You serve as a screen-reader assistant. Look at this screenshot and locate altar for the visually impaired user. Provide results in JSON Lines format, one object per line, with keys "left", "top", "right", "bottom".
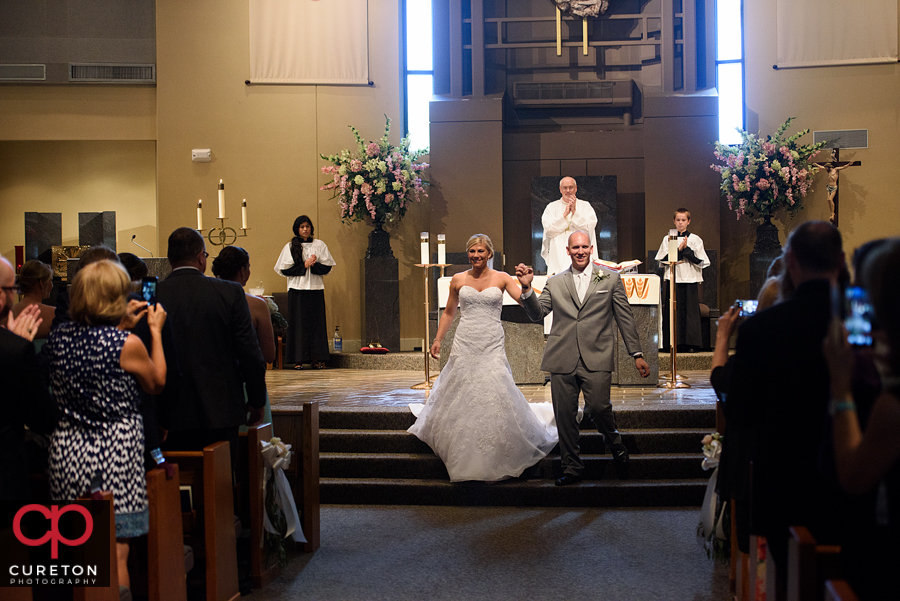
{"left": 437, "top": 273, "right": 661, "bottom": 386}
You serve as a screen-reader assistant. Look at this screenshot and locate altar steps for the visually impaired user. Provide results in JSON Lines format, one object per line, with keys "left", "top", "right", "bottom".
{"left": 317, "top": 406, "right": 715, "bottom": 507}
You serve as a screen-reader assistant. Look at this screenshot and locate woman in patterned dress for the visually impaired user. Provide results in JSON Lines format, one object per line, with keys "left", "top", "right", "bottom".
{"left": 47, "top": 260, "right": 167, "bottom": 590}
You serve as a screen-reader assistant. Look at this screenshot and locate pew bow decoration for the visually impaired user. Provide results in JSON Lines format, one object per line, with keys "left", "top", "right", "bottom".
{"left": 261, "top": 438, "right": 307, "bottom": 547}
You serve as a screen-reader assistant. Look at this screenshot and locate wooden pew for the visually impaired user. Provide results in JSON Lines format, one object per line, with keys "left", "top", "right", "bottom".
{"left": 823, "top": 580, "right": 860, "bottom": 601}
{"left": 145, "top": 465, "right": 188, "bottom": 601}
{"left": 165, "top": 442, "right": 240, "bottom": 601}
{"left": 271, "top": 401, "right": 320, "bottom": 553}
{"left": 236, "top": 423, "right": 281, "bottom": 588}
{"left": 787, "top": 526, "right": 841, "bottom": 601}
{"left": 73, "top": 491, "right": 119, "bottom": 601}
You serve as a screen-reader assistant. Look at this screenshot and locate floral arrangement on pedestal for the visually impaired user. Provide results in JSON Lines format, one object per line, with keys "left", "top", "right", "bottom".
{"left": 711, "top": 117, "right": 828, "bottom": 221}
{"left": 320, "top": 117, "right": 429, "bottom": 226}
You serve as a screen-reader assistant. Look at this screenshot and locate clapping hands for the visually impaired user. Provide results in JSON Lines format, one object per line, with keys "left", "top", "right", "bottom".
{"left": 6, "top": 304, "right": 42, "bottom": 341}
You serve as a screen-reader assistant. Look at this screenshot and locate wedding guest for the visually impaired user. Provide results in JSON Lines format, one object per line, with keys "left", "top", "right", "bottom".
{"left": 213, "top": 246, "right": 276, "bottom": 428}
{"left": 46, "top": 260, "right": 167, "bottom": 590}
{"left": 0, "top": 257, "right": 57, "bottom": 501}
{"left": 274, "top": 215, "right": 335, "bottom": 370}
{"left": 12, "top": 259, "right": 55, "bottom": 340}
{"left": 824, "top": 238, "right": 900, "bottom": 600}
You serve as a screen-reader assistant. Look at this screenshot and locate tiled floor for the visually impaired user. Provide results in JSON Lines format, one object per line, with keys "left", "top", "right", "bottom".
{"left": 266, "top": 368, "right": 716, "bottom": 409}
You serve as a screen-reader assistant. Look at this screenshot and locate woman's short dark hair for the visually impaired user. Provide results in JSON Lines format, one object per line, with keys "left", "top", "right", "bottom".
{"left": 211, "top": 246, "right": 250, "bottom": 281}
{"left": 293, "top": 215, "right": 314, "bottom": 237}
{"left": 117, "top": 252, "right": 149, "bottom": 282}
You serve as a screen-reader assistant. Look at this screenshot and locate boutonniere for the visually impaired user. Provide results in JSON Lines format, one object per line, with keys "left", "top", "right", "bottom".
{"left": 592, "top": 271, "right": 610, "bottom": 284}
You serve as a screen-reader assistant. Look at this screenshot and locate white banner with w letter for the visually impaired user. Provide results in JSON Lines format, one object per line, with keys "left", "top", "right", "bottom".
{"left": 776, "top": 0, "right": 898, "bottom": 69}
{"left": 249, "top": 0, "right": 370, "bottom": 85}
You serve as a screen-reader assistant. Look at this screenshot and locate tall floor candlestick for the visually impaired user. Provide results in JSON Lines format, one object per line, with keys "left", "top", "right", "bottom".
{"left": 411, "top": 261, "right": 451, "bottom": 391}
{"left": 659, "top": 258, "right": 690, "bottom": 389}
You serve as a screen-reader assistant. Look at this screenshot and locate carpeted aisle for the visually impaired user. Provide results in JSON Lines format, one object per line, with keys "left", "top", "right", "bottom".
{"left": 264, "top": 505, "right": 730, "bottom": 600}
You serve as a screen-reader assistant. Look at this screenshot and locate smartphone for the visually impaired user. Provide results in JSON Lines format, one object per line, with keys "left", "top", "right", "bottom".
{"left": 733, "top": 299, "right": 758, "bottom": 318}
{"left": 141, "top": 276, "right": 158, "bottom": 305}
{"left": 844, "top": 286, "right": 874, "bottom": 347}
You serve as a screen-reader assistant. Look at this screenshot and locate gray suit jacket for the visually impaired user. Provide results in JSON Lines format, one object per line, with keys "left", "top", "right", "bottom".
{"left": 522, "top": 265, "right": 642, "bottom": 373}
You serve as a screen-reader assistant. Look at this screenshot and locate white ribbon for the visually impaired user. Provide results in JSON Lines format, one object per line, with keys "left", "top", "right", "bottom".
{"left": 260, "top": 438, "right": 307, "bottom": 544}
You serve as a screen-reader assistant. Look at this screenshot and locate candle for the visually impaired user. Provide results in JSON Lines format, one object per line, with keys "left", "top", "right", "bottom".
{"left": 437, "top": 234, "right": 446, "bottom": 265}
{"left": 241, "top": 199, "right": 248, "bottom": 229}
{"left": 668, "top": 229, "right": 679, "bottom": 264}
{"left": 217, "top": 180, "right": 225, "bottom": 219}
{"left": 197, "top": 200, "right": 203, "bottom": 230}
{"left": 420, "top": 232, "right": 430, "bottom": 265}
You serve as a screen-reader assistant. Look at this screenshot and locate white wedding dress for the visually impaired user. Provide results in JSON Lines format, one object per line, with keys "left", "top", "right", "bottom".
{"left": 408, "top": 286, "right": 558, "bottom": 482}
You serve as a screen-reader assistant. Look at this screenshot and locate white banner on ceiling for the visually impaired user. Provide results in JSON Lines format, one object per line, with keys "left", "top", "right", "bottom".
{"left": 776, "top": 0, "right": 898, "bottom": 69}
{"left": 249, "top": 0, "right": 370, "bottom": 85}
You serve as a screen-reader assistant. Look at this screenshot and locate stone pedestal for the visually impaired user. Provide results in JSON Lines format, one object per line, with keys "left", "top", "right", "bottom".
{"left": 25, "top": 212, "right": 62, "bottom": 264}
{"left": 78, "top": 211, "right": 116, "bottom": 249}
{"left": 363, "top": 257, "right": 400, "bottom": 352}
{"left": 750, "top": 217, "right": 782, "bottom": 299}
{"left": 613, "top": 304, "right": 660, "bottom": 386}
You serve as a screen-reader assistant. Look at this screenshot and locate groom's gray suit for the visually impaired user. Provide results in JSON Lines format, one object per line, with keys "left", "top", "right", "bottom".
{"left": 521, "top": 264, "right": 643, "bottom": 477}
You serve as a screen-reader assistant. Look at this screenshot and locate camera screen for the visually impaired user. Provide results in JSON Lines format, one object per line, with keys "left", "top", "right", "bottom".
{"left": 736, "top": 300, "right": 758, "bottom": 317}
{"left": 845, "top": 286, "right": 873, "bottom": 346}
{"left": 142, "top": 279, "right": 157, "bottom": 305}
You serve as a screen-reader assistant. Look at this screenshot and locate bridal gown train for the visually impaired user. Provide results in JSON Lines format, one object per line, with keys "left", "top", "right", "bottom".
{"left": 408, "top": 286, "right": 558, "bottom": 482}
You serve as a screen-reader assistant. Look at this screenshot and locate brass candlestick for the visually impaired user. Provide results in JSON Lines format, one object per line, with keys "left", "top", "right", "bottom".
{"left": 411, "top": 263, "right": 451, "bottom": 390}
{"left": 660, "top": 259, "right": 690, "bottom": 389}
{"left": 203, "top": 217, "right": 249, "bottom": 247}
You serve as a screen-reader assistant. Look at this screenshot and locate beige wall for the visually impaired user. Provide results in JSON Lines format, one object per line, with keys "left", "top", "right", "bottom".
{"left": 719, "top": 1, "right": 900, "bottom": 304}
{"left": 156, "top": 0, "right": 425, "bottom": 350}
{"left": 0, "top": 140, "right": 159, "bottom": 260}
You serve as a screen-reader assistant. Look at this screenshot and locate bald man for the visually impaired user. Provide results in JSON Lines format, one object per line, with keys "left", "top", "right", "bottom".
{"left": 540, "top": 176, "right": 599, "bottom": 276}
{"left": 0, "top": 257, "right": 58, "bottom": 500}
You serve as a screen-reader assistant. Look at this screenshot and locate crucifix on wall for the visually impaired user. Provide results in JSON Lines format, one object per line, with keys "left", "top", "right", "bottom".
{"left": 813, "top": 148, "right": 861, "bottom": 227}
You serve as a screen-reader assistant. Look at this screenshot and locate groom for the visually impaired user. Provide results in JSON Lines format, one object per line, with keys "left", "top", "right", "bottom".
{"left": 517, "top": 231, "right": 650, "bottom": 485}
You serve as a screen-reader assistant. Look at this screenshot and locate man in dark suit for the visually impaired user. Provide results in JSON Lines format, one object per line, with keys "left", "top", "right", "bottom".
{"left": 721, "top": 221, "right": 844, "bottom": 587}
{"left": 0, "top": 257, "right": 58, "bottom": 500}
{"left": 517, "top": 231, "right": 651, "bottom": 485}
{"left": 157, "top": 228, "right": 266, "bottom": 458}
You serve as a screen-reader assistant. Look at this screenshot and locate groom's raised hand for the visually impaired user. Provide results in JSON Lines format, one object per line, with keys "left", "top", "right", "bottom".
{"left": 515, "top": 263, "right": 533, "bottom": 289}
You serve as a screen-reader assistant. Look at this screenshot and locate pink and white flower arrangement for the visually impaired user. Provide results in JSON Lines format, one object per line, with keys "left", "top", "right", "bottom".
{"left": 320, "top": 117, "right": 429, "bottom": 225}
{"left": 711, "top": 117, "right": 827, "bottom": 221}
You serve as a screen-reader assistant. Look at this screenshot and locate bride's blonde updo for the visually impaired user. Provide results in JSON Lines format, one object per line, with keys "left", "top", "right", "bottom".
{"left": 466, "top": 234, "right": 494, "bottom": 258}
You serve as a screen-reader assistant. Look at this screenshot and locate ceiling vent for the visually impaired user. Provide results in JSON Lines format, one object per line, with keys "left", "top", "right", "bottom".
{"left": 813, "top": 129, "right": 868, "bottom": 149}
{"left": 69, "top": 64, "right": 156, "bottom": 84}
{"left": 0, "top": 64, "right": 46, "bottom": 81}
{"left": 512, "top": 80, "right": 633, "bottom": 107}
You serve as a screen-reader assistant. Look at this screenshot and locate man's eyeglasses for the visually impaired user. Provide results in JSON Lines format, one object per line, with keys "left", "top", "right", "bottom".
{"left": 202, "top": 251, "right": 209, "bottom": 258}
{"left": 1, "top": 285, "right": 22, "bottom": 294}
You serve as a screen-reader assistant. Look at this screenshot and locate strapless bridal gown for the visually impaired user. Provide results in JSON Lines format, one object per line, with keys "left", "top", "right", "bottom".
{"left": 408, "top": 286, "right": 558, "bottom": 482}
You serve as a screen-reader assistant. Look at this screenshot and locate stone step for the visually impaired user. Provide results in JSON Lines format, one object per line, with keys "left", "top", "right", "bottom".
{"left": 320, "top": 428, "right": 712, "bottom": 455}
{"left": 320, "top": 452, "right": 707, "bottom": 481}
{"left": 320, "top": 477, "right": 709, "bottom": 507}
{"left": 319, "top": 406, "right": 715, "bottom": 431}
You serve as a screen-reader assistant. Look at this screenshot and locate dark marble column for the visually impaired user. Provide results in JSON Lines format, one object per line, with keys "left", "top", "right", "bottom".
{"left": 363, "top": 258, "right": 400, "bottom": 352}
{"left": 78, "top": 211, "right": 117, "bottom": 249}
{"left": 24, "top": 212, "right": 62, "bottom": 264}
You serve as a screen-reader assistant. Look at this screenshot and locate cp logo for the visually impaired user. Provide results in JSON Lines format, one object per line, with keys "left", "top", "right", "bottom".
{"left": 13, "top": 504, "right": 94, "bottom": 559}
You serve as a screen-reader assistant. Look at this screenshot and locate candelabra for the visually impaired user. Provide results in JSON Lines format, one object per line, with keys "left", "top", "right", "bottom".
{"left": 203, "top": 217, "right": 249, "bottom": 247}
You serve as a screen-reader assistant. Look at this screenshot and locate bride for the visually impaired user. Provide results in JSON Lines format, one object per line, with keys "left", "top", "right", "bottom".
{"left": 408, "top": 234, "right": 558, "bottom": 482}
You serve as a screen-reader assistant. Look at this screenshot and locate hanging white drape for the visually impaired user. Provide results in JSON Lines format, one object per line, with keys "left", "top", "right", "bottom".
{"left": 776, "top": 0, "right": 898, "bottom": 69}
{"left": 249, "top": 0, "right": 370, "bottom": 85}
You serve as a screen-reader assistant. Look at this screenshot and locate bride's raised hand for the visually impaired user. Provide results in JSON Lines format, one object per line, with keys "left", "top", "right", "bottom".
{"left": 515, "top": 263, "right": 533, "bottom": 289}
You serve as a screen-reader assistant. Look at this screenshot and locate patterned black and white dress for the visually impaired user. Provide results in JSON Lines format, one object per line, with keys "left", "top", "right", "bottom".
{"left": 47, "top": 322, "right": 148, "bottom": 538}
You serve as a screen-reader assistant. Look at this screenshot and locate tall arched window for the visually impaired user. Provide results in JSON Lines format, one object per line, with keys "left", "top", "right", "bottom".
{"left": 716, "top": 0, "right": 744, "bottom": 144}
{"left": 403, "top": 0, "right": 433, "bottom": 153}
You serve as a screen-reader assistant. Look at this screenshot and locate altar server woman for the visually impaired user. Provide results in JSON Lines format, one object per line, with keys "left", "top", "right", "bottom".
{"left": 274, "top": 215, "right": 336, "bottom": 369}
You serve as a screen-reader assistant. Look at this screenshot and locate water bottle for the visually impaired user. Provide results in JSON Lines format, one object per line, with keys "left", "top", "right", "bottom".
{"left": 333, "top": 326, "right": 342, "bottom": 353}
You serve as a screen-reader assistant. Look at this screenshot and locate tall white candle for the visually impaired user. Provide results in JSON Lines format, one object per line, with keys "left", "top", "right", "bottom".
{"left": 241, "top": 199, "right": 248, "bottom": 229}
{"left": 437, "top": 234, "right": 446, "bottom": 264}
{"left": 197, "top": 200, "right": 203, "bottom": 230}
{"left": 217, "top": 180, "right": 225, "bottom": 219}
{"left": 420, "top": 232, "right": 430, "bottom": 265}
{"left": 668, "top": 229, "right": 679, "bottom": 264}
